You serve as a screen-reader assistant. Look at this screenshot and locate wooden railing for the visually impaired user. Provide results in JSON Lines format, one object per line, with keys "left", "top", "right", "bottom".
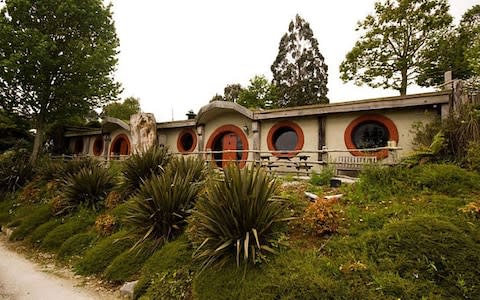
{"left": 51, "top": 146, "right": 401, "bottom": 176}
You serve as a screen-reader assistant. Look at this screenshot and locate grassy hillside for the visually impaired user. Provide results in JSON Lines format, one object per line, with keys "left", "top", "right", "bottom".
{"left": 1, "top": 161, "right": 479, "bottom": 299}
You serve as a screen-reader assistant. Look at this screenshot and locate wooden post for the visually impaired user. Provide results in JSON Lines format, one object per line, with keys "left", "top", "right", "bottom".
{"left": 252, "top": 121, "right": 260, "bottom": 163}
{"left": 318, "top": 117, "right": 326, "bottom": 162}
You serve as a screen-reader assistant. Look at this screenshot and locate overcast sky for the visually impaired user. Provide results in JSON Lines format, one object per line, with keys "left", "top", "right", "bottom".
{"left": 110, "top": 0, "right": 477, "bottom": 122}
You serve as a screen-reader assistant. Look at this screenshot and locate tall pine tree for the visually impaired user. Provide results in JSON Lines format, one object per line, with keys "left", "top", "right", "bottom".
{"left": 271, "top": 14, "right": 328, "bottom": 107}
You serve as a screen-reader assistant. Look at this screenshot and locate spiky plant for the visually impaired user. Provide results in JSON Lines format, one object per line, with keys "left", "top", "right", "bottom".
{"left": 58, "top": 157, "right": 102, "bottom": 179}
{"left": 188, "top": 165, "right": 290, "bottom": 269}
{"left": 0, "top": 150, "right": 33, "bottom": 195}
{"left": 61, "top": 165, "right": 115, "bottom": 212}
{"left": 167, "top": 155, "right": 210, "bottom": 183}
{"left": 124, "top": 168, "right": 203, "bottom": 250}
{"left": 120, "top": 145, "right": 172, "bottom": 198}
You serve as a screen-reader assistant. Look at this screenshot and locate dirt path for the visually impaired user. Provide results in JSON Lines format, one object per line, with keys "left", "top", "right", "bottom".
{"left": 0, "top": 235, "right": 121, "bottom": 300}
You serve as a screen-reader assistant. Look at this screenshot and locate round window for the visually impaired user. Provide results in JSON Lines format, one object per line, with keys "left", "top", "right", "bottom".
{"left": 344, "top": 115, "right": 398, "bottom": 159}
{"left": 351, "top": 121, "right": 389, "bottom": 149}
{"left": 177, "top": 129, "right": 197, "bottom": 153}
{"left": 267, "top": 121, "right": 304, "bottom": 157}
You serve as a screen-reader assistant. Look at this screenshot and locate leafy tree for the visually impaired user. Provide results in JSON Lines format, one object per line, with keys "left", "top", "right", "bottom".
{"left": 209, "top": 84, "right": 244, "bottom": 103}
{"left": 340, "top": 0, "right": 452, "bottom": 95}
{"left": 209, "top": 94, "right": 224, "bottom": 102}
{"left": 418, "top": 4, "right": 480, "bottom": 87}
{"left": 463, "top": 6, "right": 480, "bottom": 76}
{"left": 237, "top": 75, "right": 279, "bottom": 109}
{"left": 0, "top": 0, "right": 120, "bottom": 162}
{"left": 271, "top": 14, "right": 328, "bottom": 107}
{"left": 223, "top": 84, "right": 243, "bottom": 103}
{"left": 102, "top": 97, "right": 141, "bottom": 121}
{"left": 0, "top": 109, "right": 32, "bottom": 152}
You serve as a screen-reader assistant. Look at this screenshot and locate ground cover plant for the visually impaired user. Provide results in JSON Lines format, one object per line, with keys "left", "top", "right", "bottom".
{"left": 75, "top": 230, "right": 134, "bottom": 275}
{"left": 103, "top": 241, "right": 154, "bottom": 283}
{"left": 40, "top": 210, "right": 96, "bottom": 251}
{"left": 133, "top": 236, "right": 193, "bottom": 299}
{"left": 57, "top": 232, "right": 98, "bottom": 260}
{"left": 9, "top": 204, "right": 52, "bottom": 241}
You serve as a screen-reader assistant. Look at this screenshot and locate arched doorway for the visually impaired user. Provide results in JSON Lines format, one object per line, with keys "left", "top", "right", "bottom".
{"left": 205, "top": 125, "right": 249, "bottom": 168}
{"left": 110, "top": 134, "right": 131, "bottom": 157}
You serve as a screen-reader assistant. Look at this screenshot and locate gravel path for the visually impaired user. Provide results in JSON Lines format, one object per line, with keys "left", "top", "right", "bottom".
{"left": 0, "top": 235, "right": 120, "bottom": 300}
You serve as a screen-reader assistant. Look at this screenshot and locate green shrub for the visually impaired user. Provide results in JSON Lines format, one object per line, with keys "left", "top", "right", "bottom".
{"left": 412, "top": 164, "right": 480, "bottom": 195}
{"left": 124, "top": 168, "right": 202, "bottom": 250}
{"left": 36, "top": 157, "right": 101, "bottom": 182}
{"left": 28, "top": 219, "right": 60, "bottom": 246}
{"left": 58, "top": 158, "right": 102, "bottom": 180}
{"left": 104, "top": 242, "right": 154, "bottom": 283}
{"left": 75, "top": 230, "right": 134, "bottom": 275}
{"left": 351, "top": 165, "right": 414, "bottom": 201}
{"left": 9, "top": 204, "right": 52, "bottom": 241}
{"left": 0, "top": 150, "right": 33, "bottom": 195}
{"left": 41, "top": 210, "right": 96, "bottom": 251}
{"left": 443, "top": 103, "right": 480, "bottom": 161}
{"left": 309, "top": 166, "right": 334, "bottom": 186}
{"left": 134, "top": 236, "right": 192, "bottom": 299}
{"left": 57, "top": 232, "right": 98, "bottom": 260}
{"left": 465, "top": 141, "right": 480, "bottom": 172}
{"left": 62, "top": 165, "right": 115, "bottom": 212}
{"left": 120, "top": 145, "right": 171, "bottom": 197}
{"left": 34, "top": 158, "right": 64, "bottom": 182}
{"left": 410, "top": 118, "right": 442, "bottom": 149}
{"left": 188, "top": 165, "right": 289, "bottom": 269}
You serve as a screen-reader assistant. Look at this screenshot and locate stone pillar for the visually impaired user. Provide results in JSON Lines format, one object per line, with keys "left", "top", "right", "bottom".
{"left": 130, "top": 113, "right": 157, "bottom": 154}
{"left": 197, "top": 125, "right": 204, "bottom": 158}
{"left": 252, "top": 121, "right": 260, "bottom": 162}
{"left": 103, "top": 134, "right": 111, "bottom": 161}
{"left": 444, "top": 71, "right": 453, "bottom": 90}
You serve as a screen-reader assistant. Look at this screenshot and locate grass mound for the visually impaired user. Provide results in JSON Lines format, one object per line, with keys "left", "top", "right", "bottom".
{"left": 103, "top": 242, "right": 154, "bottom": 283}
{"left": 352, "top": 163, "right": 480, "bottom": 202}
{"left": 0, "top": 199, "right": 15, "bottom": 226}
{"left": 41, "top": 210, "right": 96, "bottom": 251}
{"left": 193, "top": 249, "right": 347, "bottom": 300}
{"left": 364, "top": 215, "right": 480, "bottom": 298}
{"left": 411, "top": 164, "right": 480, "bottom": 195}
{"left": 134, "top": 236, "right": 192, "bottom": 299}
{"left": 75, "top": 230, "right": 134, "bottom": 275}
{"left": 28, "top": 219, "right": 60, "bottom": 246}
{"left": 9, "top": 204, "right": 52, "bottom": 241}
{"left": 57, "top": 232, "right": 98, "bottom": 260}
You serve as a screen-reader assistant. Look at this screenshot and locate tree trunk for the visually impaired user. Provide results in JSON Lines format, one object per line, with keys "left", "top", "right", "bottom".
{"left": 400, "top": 68, "right": 408, "bottom": 96}
{"left": 30, "top": 123, "right": 45, "bottom": 164}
